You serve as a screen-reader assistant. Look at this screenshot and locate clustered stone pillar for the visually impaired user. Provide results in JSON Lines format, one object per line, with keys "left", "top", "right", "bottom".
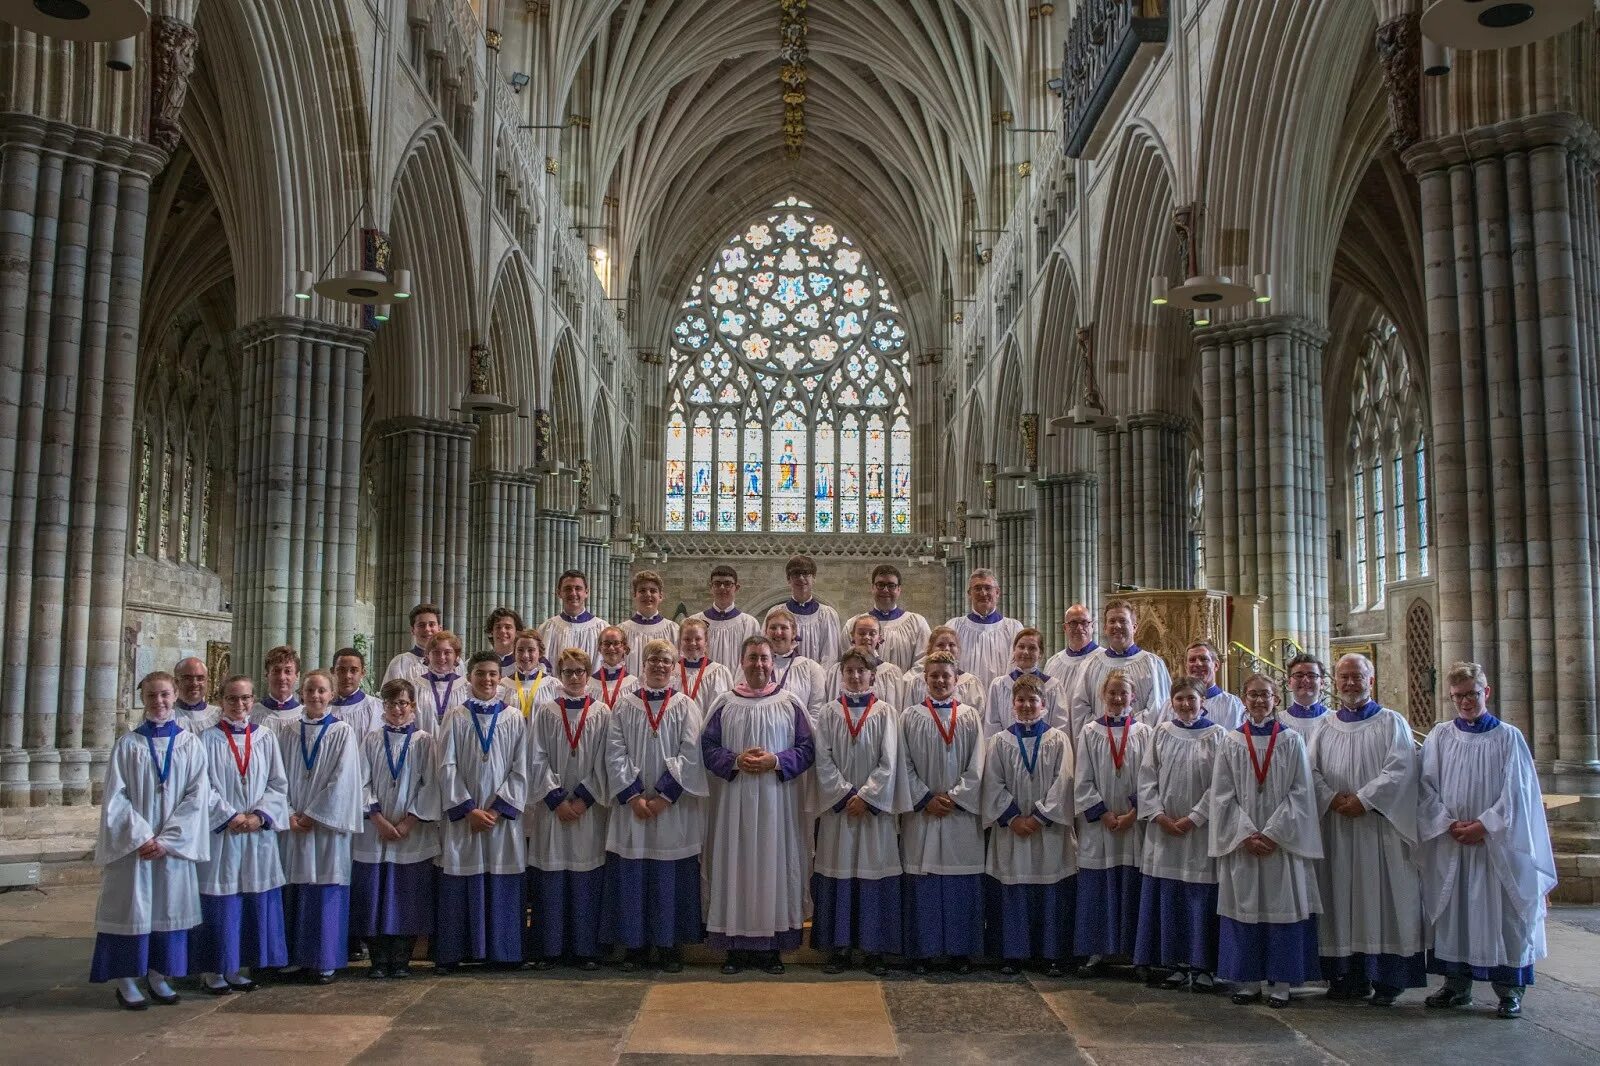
{"left": 0, "top": 116, "right": 165, "bottom": 806}
{"left": 996, "top": 509, "right": 1037, "bottom": 629}
{"left": 1035, "top": 473, "right": 1099, "bottom": 639}
{"left": 1198, "top": 315, "right": 1330, "bottom": 654}
{"left": 468, "top": 470, "right": 539, "bottom": 633}
{"left": 1405, "top": 112, "right": 1600, "bottom": 771}
{"left": 232, "top": 317, "right": 368, "bottom": 683}
{"left": 609, "top": 550, "right": 633, "bottom": 621}
{"left": 579, "top": 535, "right": 608, "bottom": 618}
{"left": 1095, "top": 413, "right": 1192, "bottom": 593}
{"left": 370, "top": 418, "right": 476, "bottom": 663}
{"left": 532, "top": 508, "right": 579, "bottom": 617}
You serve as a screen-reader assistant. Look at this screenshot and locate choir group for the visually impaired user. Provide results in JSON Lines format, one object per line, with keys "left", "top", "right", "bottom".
{"left": 91, "top": 557, "right": 1557, "bottom": 1022}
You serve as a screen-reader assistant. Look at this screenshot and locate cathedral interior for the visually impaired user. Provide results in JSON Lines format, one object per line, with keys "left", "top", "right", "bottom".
{"left": 2, "top": 1, "right": 1600, "bottom": 1061}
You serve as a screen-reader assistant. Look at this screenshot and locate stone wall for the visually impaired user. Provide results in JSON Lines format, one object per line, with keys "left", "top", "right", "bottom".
{"left": 121, "top": 555, "right": 232, "bottom": 719}
{"left": 1334, "top": 576, "right": 1440, "bottom": 725}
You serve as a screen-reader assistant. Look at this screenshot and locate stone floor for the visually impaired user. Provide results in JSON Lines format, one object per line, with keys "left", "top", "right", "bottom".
{"left": 3, "top": 884, "right": 1599, "bottom": 1065}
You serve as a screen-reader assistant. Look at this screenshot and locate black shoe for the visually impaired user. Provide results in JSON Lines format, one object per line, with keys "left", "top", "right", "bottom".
{"left": 1160, "top": 969, "right": 1190, "bottom": 990}
{"left": 1044, "top": 961, "right": 1066, "bottom": 978}
{"left": 661, "top": 949, "right": 683, "bottom": 975}
{"left": 201, "top": 980, "right": 236, "bottom": 996}
{"left": 864, "top": 954, "right": 887, "bottom": 977}
{"left": 115, "top": 988, "right": 149, "bottom": 1011}
{"left": 823, "top": 953, "right": 849, "bottom": 975}
{"left": 390, "top": 965, "right": 412, "bottom": 980}
{"left": 1497, "top": 995, "right": 1522, "bottom": 1019}
{"left": 1326, "top": 984, "right": 1369, "bottom": 1001}
{"left": 1192, "top": 972, "right": 1216, "bottom": 994}
{"left": 367, "top": 966, "right": 389, "bottom": 980}
{"left": 1425, "top": 987, "right": 1472, "bottom": 1009}
{"left": 911, "top": 961, "right": 930, "bottom": 976}
{"left": 620, "top": 953, "right": 642, "bottom": 974}
{"left": 310, "top": 971, "right": 336, "bottom": 985}
{"left": 227, "top": 977, "right": 259, "bottom": 993}
{"left": 578, "top": 958, "right": 601, "bottom": 972}
{"left": 1231, "top": 991, "right": 1262, "bottom": 1005}
{"left": 1268, "top": 994, "right": 1290, "bottom": 1009}
{"left": 761, "top": 951, "right": 785, "bottom": 975}
{"left": 721, "top": 951, "right": 744, "bottom": 975}
{"left": 531, "top": 957, "right": 557, "bottom": 971}
{"left": 433, "top": 964, "right": 455, "bottom": 976}
{"left": 1000, "top": 960, "right": 1021, "bottom": 976}
{"left": 348, "top": 941, "right": 369, "bottom": 963}
{"left": 1076, "top": 960, "right": 1106, "bottom": 979}
{"left": 143, "top": 980, "right": 180, "bottom": 1006}
{"left": 951, "top": 956, "right": 972, "bottom": 975}
{"left": 1369, "top": 991, "right": 1398, "bottom": 1007}
{"left": 1132, "top": 965, "right": 1151, "bottom": 983}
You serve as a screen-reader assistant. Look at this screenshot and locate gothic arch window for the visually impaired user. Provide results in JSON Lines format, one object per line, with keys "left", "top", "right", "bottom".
{"left": 663, "top": 197, "right": 912, "bottom": 534}
{"left": 1347, "top": 316, "right": 1430, "bottom": 609}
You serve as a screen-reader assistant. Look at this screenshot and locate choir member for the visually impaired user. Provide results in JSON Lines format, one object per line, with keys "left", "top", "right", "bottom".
{"left": 677, "top": 618, "right": 733, "bottom": 715}
{"left": 1210, "top": 673, "right": 1323, "bottom": 1008}
{"left": 1073, "top": 669, "right": 1152, "bottom": 976}
{"left": 415, "top": 630, "right": 468, "bottom": 732}
{"left": 765, "top": 607, "right": 828, "bottom": 717}
{"left": 823, "top": 613, "right": 905, "bottom": 707}
{"left": 485, "top": 607, "right": 526, "bottom": 672}
{"left": 91, "top": 671, "right": 211, "bottom": 1010}
{"left": 901, "top": 626, "right": 987, "bottom": 715}
{"left": 274, "top": 670, "right": 363, "bottom": 983}
{"left": 842, "top": 563, "right": 931, "bottom": 672}
{"left": 525, "top": 648, "right": 612, "bottom": 969}
{"left": 1133, "top": 677, "right": 1224, "bottom": 991}
{"left": 1043, "top": 604, "right": 1102, "bottom": 739}
{"left": 501, "top": 628, "right": 555, "bottom": 717}
{"left": 900, "top": 652, "right": 986, "bottom": 974}
{"left": 1069, "top": 600, "right": 1170, "bottom": 729}
{"left": 812, "top": 648, "right": 909, "bottom": 975}
{"left": 350, "top": 679, "right": 440, "bottom": 979}
{"left": 590, "top": 625, "right": 640, "bottom": 709}
{"left": 173, "top": 657, "right": 218, "bottom": 733}
{"left": 944, "top": 568, "right": 1023, "bottom": 687}
{"left": 250, "top": 645, "right": 302, "bottom": 728}
{"left": 602, "top": 640, "right": 709, "bottom": 972}
{"left": 435, "top": 653, "right": 530, "bottom": 972}
{"left": 1147, "top": 642, "right": 1243, "bottom": 731}
{"left": 620, "top": 570, "right": 679, "bottom": 675}
{"left": 329, "top": 647, "right": 382, "bottom": 737}
{"left": 1308, "top": 653, "right": 1426, "bottom": 1005}
{"left": 701, "top": 635, "right": 816, "bottom": 975}
{"left": 782, "top": 554, "right": 841, "bottom": 665}
{"left": 982, "top": 627, "right": 1070, "bottom": 738}
{"left": 192, "top": 675, "right": 289, "bottom": 994}
{"left": 689, "top": 564, "right": 762, "bottom": 673}
{"left": 1419, "top": 662, "right": 1556, "bottom": 1020}
{"left": 382, "top": 603, "right": 441, "bottom": 686}
{"left": 981, "top": 673, "right": 1076, "bottom": 976}
{"left": 540, "top": 569, "right": 609, "bottom": 665}
{"left": 1278, "top": 653, "right": 1331, "bottom": 740}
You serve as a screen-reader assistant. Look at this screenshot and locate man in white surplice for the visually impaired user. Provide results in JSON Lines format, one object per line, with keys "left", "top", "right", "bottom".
{"left": 1068, "top": 599, "right": 1170, "bottom": 728}
{"left": 1307, "top": 653, "right": 1426, "bottom": 1006}
{"left": 1418, "top": 661, "right": 1556, "bottom": 1021}
{"left": 943, "top": 568, "right": 1023, "bottom": 688}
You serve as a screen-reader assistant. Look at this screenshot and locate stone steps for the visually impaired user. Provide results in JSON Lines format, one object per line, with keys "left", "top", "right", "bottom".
{"left": 0, "top": 805, "right": 100, "bottom": 885}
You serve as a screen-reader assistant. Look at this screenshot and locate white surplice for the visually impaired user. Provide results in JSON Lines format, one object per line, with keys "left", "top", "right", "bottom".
{"left": 382, "top": 646, "right": 429, "bottom": 686}
{"left": 1208, "top": 724, "right": 1323, "bottom": 924}
{"left": 331, "top": 691, "right": 383, "bottom": 738}
{"left": 687, "top": 608, "right": 762, "bottom": 674}
{"left": 844, "top": 608, "right": 932, "bottom": 672}
{"left": 1307, "top": 705, "right": 1423, "bottom": 958}
{"left": 500, "top": 670, "right": 557, "bottom": 719}
{"left": 676, "top": 658, "right": 733, "bottom": 723}
{"left": 94, "top": 723, "right": 212, "bottom": 935}
{"left": 437, "top": 699, "right": 530, "bottom": 877}
{"left": 811, "top": 696, "right": 909, "bottom": 880}
{"left": 414, "top": 672, "right": 468, "bottom": 735}
{"left": 352, "top": 726, "right": 441, "bottom": 866}
{"left": 945, "top": 613, "right": 1024, "bottom": 688}
{"left": 1043, "top": 643, "right": 1102, "bottom": 737}
{"left": 197, "top": 722, "right": 289, "bottom": 896}
{"left": 1277, "top": 701, "right": 1331, "bottom": 742}
{"left": 588, "top": 667, "right": 641, "bottom": 711}
{"left": 900, "top": 700, "right": 986, "bottom": 876}
{"left": 1074, "top": 717, "right": 1152, "bottom": 871}
{"left": 604, "top": 690, "right": 709, "bottom": 861}
{"left": 1136, "top": 721, "right": 1224, "bottom": 883}
{"left": 1415, "top": 718, "right": 1556, "bottom": 972}
{"left": 981, "top": 725, "right": 1077, "bottom": 884}
{"left": 540, "top": 611, "right": 609, "bottom": 666}
{"left": 981, "top": 670, "right": 1070, "bottom": 738}
{"left": 773, "top": 651, "right": 829, "bottom": 722}
{"left": 273, "top": 713, "right": 364, "bottom": 886}
{"left": 525, "top": 696, "right": 612, "bottom": 873}
{"left": 780, "top": 600, "right": 842, "bottom": 666}
{"left": 822, "top": 660, "right": 905, "bottom": 710}
{"left": 1145, "top": 688, "right": 1245, "bottom": 732}
{"left": 175, "top": 701, "right": 218, "bottom": 734}
{"left": 1069, "top": 647, "right": 1172, "bottom": 730}
{"left": 621, "top": 615, "right": 680, "bottom": 675}
{"left": 901, "top": 667, "right": 987, "bottom": 720}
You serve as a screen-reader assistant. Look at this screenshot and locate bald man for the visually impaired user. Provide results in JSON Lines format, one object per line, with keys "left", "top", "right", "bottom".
{"left": 173, "top": 657, "right": 218, "bottom": 732}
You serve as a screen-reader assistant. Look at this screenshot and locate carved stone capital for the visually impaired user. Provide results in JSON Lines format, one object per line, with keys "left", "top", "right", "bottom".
{"left": 1375, "top": 14, "right": 1420, "bottom": 153}
{"left": 149, "top": 15, "right": 199, "bottom": 155}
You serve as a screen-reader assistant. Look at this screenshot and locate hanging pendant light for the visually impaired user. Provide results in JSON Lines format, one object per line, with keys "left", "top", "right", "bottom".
{"left": 1420, "top": 0, "right": 1589, "bottom": 50}
{"left": 0, "top": 0, "right": 148, "bottom": 42}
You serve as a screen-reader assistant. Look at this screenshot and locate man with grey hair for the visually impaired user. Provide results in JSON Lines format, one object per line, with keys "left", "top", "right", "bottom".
{"left": 1043, "top": 603, "right": 1101, "bottom": 737}
{"left": 1306, "top": 653, "right": 1425, "bottom": 1006}
{"left": 173, "top": 656, "right": 218, "bottom": 732}
{"left": 1417, "top": 661, "right": 1555, "bottom": 1020}
{"left": 943, "top": 569, "right": 1022, "bottom": 688}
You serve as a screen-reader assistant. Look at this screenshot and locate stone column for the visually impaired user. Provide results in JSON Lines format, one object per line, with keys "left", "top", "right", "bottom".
{"left": 0, "top": 116, "right": 165, "bottom": 806}
{"left": 996, "top": 509, "right": 1037, "bottom": 628}
{"left": 944, "top": 555, "right": 968, "bottom": 621}
{"left": 370, "top": 417, "right": 476, "bottom": 664}
{"left": 1197, "top": 315, "right": 1330, "bottom": 654}
{"left": 232, "top": 318, "right": 368, "bottom": 682}
{"left": 532, "top": 509, "right": 579, "bottom": 617}
{"left": 609, "top": 550, "right": 633, "bottom": 622}
{"left": 1405, "top": 112, "right": 1600, "bottom": 771}
{"left": 468, "top": 470, "right": 539, "bottom": 630}
{"left": 1036, "top": 473, "right": 1099, "bottom": 642}
{"left": 579, "top": 535, "right": 608, "bottom": 618}
{"left": 1095, "top": 413, "right": 1192, "bottom": 594}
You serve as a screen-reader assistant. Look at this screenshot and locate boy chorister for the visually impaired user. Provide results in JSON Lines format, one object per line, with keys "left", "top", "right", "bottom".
{"left": 781, "top": 554, "right": 841, "bottom": 665}
{"left": 350, "top": 679, "right": 441, "bottom": 979}
{"left": 435, "top": 653, "right": 530, "bottom": 972}
{"left": 980, "top": 673, "right": 1076, "bottom": 976}
{"left": 275, "top": 670, "right": 364, "bottom": 982}
{"left": 620, "top": 570, "right": 679, "bottom": 675}
{"left": 540, "top": 569, "right": 609, "bottom": 665}
{"left": 330, "top": 647, "right": 382, "bottom": 738}
{"left": 602, "top": 639, "right": 709, "bottom": 972}
{"left": 690, "top": 564, "right": 762, "bottom": 673}
{"left": 900, "top": 652, "right": 986, "bottom": 974}
{"left": 250, "top": 645, "right": 302, "bottom": 728}
{"left": 415, "top": 630, "right": 469, "bottom": 732}
{"left": 91, "top": 671, "right": 211, "bottom": 1010}
{"left": 526, "top": 647, "right": 613, "bottom": 969}
{"left": 192, "top": 675, "right": 289, "bottom": 994}
{"left": 811, "top": 648, "right": 909, "bottom": 976}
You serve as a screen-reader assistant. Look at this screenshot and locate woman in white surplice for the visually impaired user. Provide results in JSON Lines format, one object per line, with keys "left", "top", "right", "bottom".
{"left": 700, "top": 634, "right": 816, "bottom": 975}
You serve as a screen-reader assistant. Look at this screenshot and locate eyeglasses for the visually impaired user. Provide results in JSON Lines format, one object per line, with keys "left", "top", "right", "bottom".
{"left": 1065, "top": 620, "right": 1093, "bottom": 628}
{"left": 599, "top": 639, "right": 627, "bottom": 648}
{"left": 644, "top": 657, "right": 674, "bottom": 666}
{"left": 1288, "top": 670, "right": 1322, "bottom": 680}
{"left": 382, "top": 699, "right": 414, "bottom": 709}
{"left": 873, "top": 581, "right": 899, "bottom": 590}
{"left": 1449, "top": 689, "right": 1485, "bottom": 704}
{"left": 558, "top": 668, "right": 589, "bottom": 677}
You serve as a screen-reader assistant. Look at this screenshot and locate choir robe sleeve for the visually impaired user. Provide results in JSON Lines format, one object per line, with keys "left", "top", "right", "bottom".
{"left": 488, "top": 722, "right": 529, "bottom": 817}
{"left": 661, "top": 697, "right": 710, "bottom": 799}
{"left": 1260, "top": 736, "right": 1322, "bottom": 859}
{"left": 1206, "top": 739, "right": 1258, "bottom": 859}
{"left": 774, "top": 704, "right": 816, "bottom": 782}
{"left": 901, "top": 725, "right": 932, "bottom": 810}
{"left": 1308, "top": 728, "right": 1337, "bottom": 814}
{"left": 605, "top": 709, "right": 643, "bottom": 803}
{"left": 407, "top": 734, "right": 443, "bottom": 822}
{"left": 949, "top": 713, "right": 987, "bottom": 815}
{"left": 155, "top": 736, "right": 212, "bottom": 863}
{"left": 436, "top": 718, "right": 475, "bottom": 819}
{"left": 299, "top": 725, "right": 365, "bottom": 835}
{"left": 94, "top": 740, "right": 156, "bottom": 864}
{"left": 523, "top": 718, "right": 559, "bottom": 808}
{"left": 208, "top": 740, "right": 241, "bottom": 831}
{"left": 1185, "top": 732, "right": 1221, "bottom": 828}
{"left": 1072, "top": 730, "right": 1108, "bottom": 819}
{"left": 255, "top": 733, "right": 292, "bottom": 830}
{"left": 1134, "top": 731, "right": 1168, "bottom": 823}
{"left": 979, "top": 734, "right": 1018, "bottom": 828}
{"left": 1352, "top": 712, "right": 1422, "bottom": 844}
{"left": 570, "top": 711, "right": 612, "bottom": 809}
{"left": 856, "top": 711, "right": 910, "bottom": 814}
{"left": 700, "top": 703, "right": 739, "bottom": 782}
{"left": 1475, "top": 729, "right": 1557, "bottom": 925}
{"left": 813, "top": 712, "right": 853, "bottom": 811}
{"left": 1033, "top": 734, "right": 1075, "bottom": 825}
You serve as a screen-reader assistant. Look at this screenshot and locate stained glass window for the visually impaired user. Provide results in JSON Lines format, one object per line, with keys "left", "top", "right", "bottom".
{"left": 1392, "top": 454, "right": 1407, "bottom": 581}
{"left": 663, "top": 197, "right": 912, "bottom": 533}
{"left": 1415, "top": 442, "right": 1429, "bottom": 576}
{"left": 1353, "top": 469, "right": 1368, "bottom": 607}
{"left": 1372, "top": 462, "right": 1386, "bottom": 601}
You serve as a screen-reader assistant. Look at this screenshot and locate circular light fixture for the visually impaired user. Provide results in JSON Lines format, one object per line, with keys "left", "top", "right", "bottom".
{"left": 460, "top": 391, "right": 515, "bottom": 416}
{"left": 313, "top": 269, "right": 408, "bottom": 304}
{"left": 1000, "top": 465, "right": 1030, "bottom": 481}
{"left": 0, "top": 0, "right": 148, "bottom": 42}
{"left": 1164, "top": 274, "right": 1256, "bottom": 310}
{"left": 1420, "top": 0, "right": 1588, "bottom": 49}
{"left": 1050, "top": 406, "right": 1117, "bottom": 431}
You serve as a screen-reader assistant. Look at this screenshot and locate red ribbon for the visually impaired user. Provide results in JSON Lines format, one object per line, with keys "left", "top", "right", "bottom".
{"left": 643, "top": 689, "right": 675, "bottom": 732}
{"left": 562, "top": 697, "right": 593, "bottom": 752}
{"left": 597, "top": 669, "right": 629, "bottom": 709}
{"left": 1106, "top": 716, "right": 1133, "bottom": 773}
{"left": 1245, "top": 721, "right": 1281, "bottom": 791}
{"left": 221, "top": 721, "right": 251, "bottom": 778}
{"left": 840, "top": 694, "right": 876, "bottom": 739}
{"left": 680, "top": 660, "right": 706, "bottom": 701}
{"left": 925, "top": 699, "right": 958, "bottom": 746}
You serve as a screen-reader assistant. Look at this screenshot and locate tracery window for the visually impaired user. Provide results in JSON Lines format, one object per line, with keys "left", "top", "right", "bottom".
{"left": 664, "top": 197, "right": 912, "bottom": 534}
{"left": 1347, "top": 316, "right": 1430, "bottom": 609}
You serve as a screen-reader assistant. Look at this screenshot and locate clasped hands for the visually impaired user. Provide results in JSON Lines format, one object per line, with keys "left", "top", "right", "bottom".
{"left": 1448, "top": 819, "right": 1487, "bottom": 846}
{"left": 1154, "top": 813, "right": 1196, "bottom": 837}
{"left": 1331, "top": 791, "right": 1368, "bottom": 818}
{"left": 735, "top": 747, "right": 779, "bottom": 774}
{"left": 629, "top": 795, "right": 673, "bottom": 821}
